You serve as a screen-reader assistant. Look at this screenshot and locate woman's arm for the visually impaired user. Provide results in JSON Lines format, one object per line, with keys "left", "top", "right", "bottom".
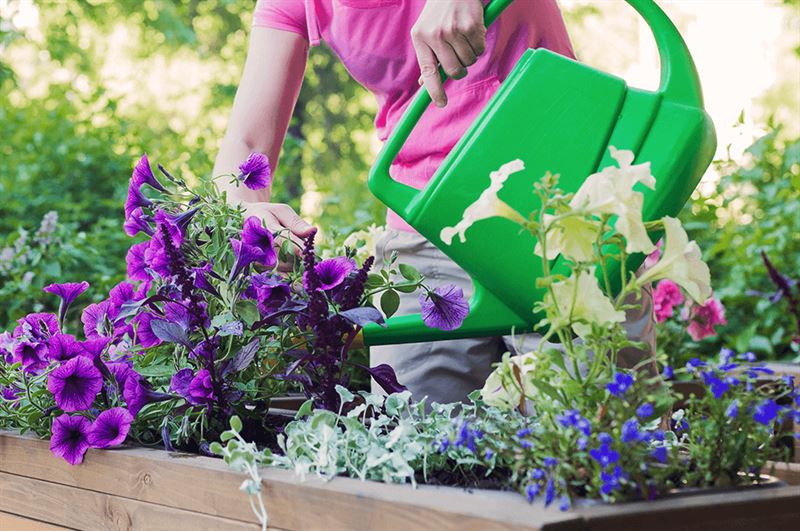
{"left": 213, "top": 26, "right": 314, "bottom": 240}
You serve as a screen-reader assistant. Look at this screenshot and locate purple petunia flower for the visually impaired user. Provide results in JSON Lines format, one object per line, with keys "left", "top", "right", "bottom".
{"left": 123, "top": 207, "right": 154, "bottom": 237}
{"left": 81, "top": 300, "right": 115, "bottom": 340}
{"left": 50, "top": 414, "right": 92, "bottom": 465}
{"left": 170, "top": 368, "right": 193, "bottom": 397}
{"left": 43, "top": 281, "right": 90, "bottom": 325}
{"left": 230, "top": 238, "right": 263, "bottom": 281}
{"left": 187, "top": 369, "right": 215, "bottom": 407}
{"left": 126, "top": 241, "right": 151, "bottom": 282}
{"left": 606, "top": 372, "right": 634, "bottom": 397}
{"left": 419, "top": 284, "right": 469, "bottom": 331}
{"left": 132, "top": 153, "right": 167, "bottom": 193}
{"left": 124, "top": 182, "right": 153, "bottom": 219}
{"left": 78, "top": 337, "right": 111, "bottom": 361}
{"left": 123, "top": 372, "right": 172, "bottom": 416}
{"left": 237, "top": 152, "right": 271, "bottom": 190}
{"left": 88, "top": 407, "right": 134, "bottom": 448}
{"left": 1, "top": 385, "right": 22, "bottom": 406}
{"left": 753, "top": 399, "right": 781, "bottom": 426}
{"left": 47, "top": 356, "right": 103, "bottom": 412}
{"left": 636, "top": 403, "right": 654, "bottom": 419}
{"left": 726, "top": 399, "right": 739, "bottom": 419}
{"left": 589, "top": 443, "right": 620, "bottom": 467}
{"left": 242, "top": 217, "right": 277, "bottom": 269}
{"left": 47, "top": 333, "right": 81, "bottom": 362}
{"left": 13, "top": 341, "right": 50, "bottom": 374}
{"left": 304, "top": 256, "right": 356, "bottom": 292}
{"left": 193, "top": 262, "right": 220, "bottom": 298}
{"left": 13, "top": 312, "right": 59, "bottom": 341}
{"left": 248, "top": 273, "right": 291, "bottom": 315}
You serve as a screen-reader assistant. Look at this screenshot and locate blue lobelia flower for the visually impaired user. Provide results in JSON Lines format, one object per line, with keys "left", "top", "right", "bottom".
{"left": 662, "top": 365, "right": 674, "bottom": 380}
{"left": 753, "top": 399, "right": 781, "bottom": 426}
{"left": 621, "top": 418, "right": 642, "bottom": 444}
{"left": 530, "top": 468, "right": 545, "bottom": 480}
{"left": 725, "top": 400, "right": 739, "bottom": 419}
{"left": 636, "top": 403, "right": 654, "bottom": 419}
{"left": 544, "top": 478, "right": 556, "bottom": 507}
{"left": 598, "top": 432, "right": 613, "bottom": 445}
{"left": 701, "top": 371, "right": 730, "bottom": 399}
{"left": 606, "top": 372, "right": 634, "bottom": 397}
{"left": 600, "top": 466, "right": 627, "bottom": 495}
{"left": 559, "top": 495, "right": 571, "bottom": 512}
{"left": 454, "top": 421, "right": 483, "bottom": 453}
{"left": 526, "top": 483, "right": 541, "bottom": 502}
{"left": 685, "top": 358, "right": 707, "bottom": 373}
{"left": 650, "top": 446, "right": 668, "bottom": 463}
{"left": 589, "top": 443, "right": 620, "bottom": 467}
{"left": 543, "top": 456, "right": 558, "bottom": 468}
{"left": 556, "top": 409, "right": 592, "bottom": 436}
{"left": 741, "top": 351, "right": 757, "bottom": 362}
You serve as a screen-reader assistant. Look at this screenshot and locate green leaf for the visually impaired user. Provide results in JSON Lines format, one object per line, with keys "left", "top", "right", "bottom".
{"left": 530, "top": 378, "right": 561, "bottom": 403}
{"left": 380, "top": 289, "right": 400, "bottom": 318}
{"left": 393, "top": 281, "right": 418, "bottom": 294}
{"left": 235, "top": 300, "right": 260, "bottom": 327}
{"left": 295, "top": 399, "right": 314, "bottom": 419}
{"left": 365, "top": 273, "right": 384, "bottom": 289}
{"left": 220, "top": 431, "right": 235, "bottom": 442}
{"left": 229, "top": 415, "right": 243, "bottom": 433}
{"left": 209, "top": 441, "right": 224, "bottom": 455}
{"left": 398, "top": 263, "right": 421, "bottom": 281}
{"left": 335, "top": 384, "right": 355, "bottom": 405}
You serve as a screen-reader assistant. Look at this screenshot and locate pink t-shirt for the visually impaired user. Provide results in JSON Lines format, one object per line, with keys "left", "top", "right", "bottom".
{"left": 254, "top": 0, "right": 575, "bottom": 231}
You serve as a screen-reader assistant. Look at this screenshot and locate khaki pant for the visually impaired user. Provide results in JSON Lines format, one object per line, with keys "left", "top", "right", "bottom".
{"left": 370, "top": 229, "right": 657, "bottom": 405}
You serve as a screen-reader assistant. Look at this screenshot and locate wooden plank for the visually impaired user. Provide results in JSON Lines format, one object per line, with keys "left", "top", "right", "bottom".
{"left": 766, "top": 460, "right": 800, "bottom": 485}
{"left": 0, "top": 432, "right": 580, "bottom": 531}
{"left": 0, "top": 472, "right": 258, "bottom": 531}
{"left": 0, "top": 512, "right": 72, "bottom": 531}
{"left": 576, "top": 485, "right": 800, "bottom": 531}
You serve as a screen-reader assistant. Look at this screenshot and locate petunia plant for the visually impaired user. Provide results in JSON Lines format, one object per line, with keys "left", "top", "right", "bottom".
{"left": 0, "top": 152, "right": 468, "bottom": 464}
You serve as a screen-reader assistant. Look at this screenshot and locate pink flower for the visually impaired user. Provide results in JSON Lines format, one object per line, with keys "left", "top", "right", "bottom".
{"left": 685, "top": 297, "right": 727, "bottom": 341}
{"left": 644, "top": 239, "right": 663, "bottom": 270}
{"left": 652, "top": 280, "right": 684, "bottom": 323}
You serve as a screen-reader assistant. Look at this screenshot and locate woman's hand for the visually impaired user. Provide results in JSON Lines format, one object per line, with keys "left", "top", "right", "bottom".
{"left": 411, "top": 0, "right": 487, "bottom": 108}
{"left": 242, "top": 202, "right": 315, "bottom": 270}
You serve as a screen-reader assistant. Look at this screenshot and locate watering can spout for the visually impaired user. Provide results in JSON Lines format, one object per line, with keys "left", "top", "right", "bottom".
{"left": 363, "top": 0, "right": 716, "bottom": 347}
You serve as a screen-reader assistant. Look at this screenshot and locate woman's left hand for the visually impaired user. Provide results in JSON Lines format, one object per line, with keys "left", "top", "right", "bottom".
{"left": 411, "top": 0, "right": 487, "bottom": 108}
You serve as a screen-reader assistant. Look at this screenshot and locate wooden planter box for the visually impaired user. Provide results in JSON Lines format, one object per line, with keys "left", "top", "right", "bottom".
{"left": 1, "top": 432, "right": 799, "bottom": 531}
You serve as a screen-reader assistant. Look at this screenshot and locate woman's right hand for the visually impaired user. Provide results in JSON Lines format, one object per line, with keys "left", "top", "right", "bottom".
{"left": 242, "top": 202, "right": 316, "bottom": 270}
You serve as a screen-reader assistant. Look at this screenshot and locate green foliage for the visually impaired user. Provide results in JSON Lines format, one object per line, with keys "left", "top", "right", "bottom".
{"left": 677, "top": 127, "right": 800, "bottom": 361}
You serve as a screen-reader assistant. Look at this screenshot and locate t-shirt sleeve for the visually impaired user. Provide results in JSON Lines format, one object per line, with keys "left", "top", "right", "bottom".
{"left": 252, "top": 0, "right": 309, "bottom": 41}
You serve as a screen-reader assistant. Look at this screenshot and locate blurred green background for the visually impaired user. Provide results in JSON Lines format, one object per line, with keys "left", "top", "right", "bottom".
{"left": 1, "top": 0, "right": 798, "bottom": 362}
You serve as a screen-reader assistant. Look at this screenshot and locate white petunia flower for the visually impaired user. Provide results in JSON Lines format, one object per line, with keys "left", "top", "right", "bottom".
{"left": 342, "top": 223, "right": 387, "bottom": 263}
{"left": 570, "top": 147, "right": 656, "bottom": 255}
{"left": 545, "top": 267, "right": 626, "bottom": 338}
{"left": 440, "top": 159, "right": 526, "bottom": 245}
{"left": 480, "top": 352, "right": 537, "bottom": 411}
{"left": 638, "top": 216, "right": 711, "bottom": 304}
{"left": 535, "top": 213, "right": 599, "bottom": 263}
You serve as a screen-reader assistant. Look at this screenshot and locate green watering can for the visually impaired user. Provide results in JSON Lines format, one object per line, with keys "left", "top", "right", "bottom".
{"left": 362, "top": 0, "right": 716, "bottom": 346}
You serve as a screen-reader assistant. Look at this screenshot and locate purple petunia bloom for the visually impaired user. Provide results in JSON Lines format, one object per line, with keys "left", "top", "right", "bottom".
{"left": 164, "top": 302, "right": 191, "bottom": 330}
{"left": 81, "top": 300, "right": 115, "bottom": 340}
{"left": 78, "top": 337, "right": 111, "bottom": 361}
{"left": 187, "top": 369, "right": 215, "bottom": 407}
{"left": 13, "top": 313, "right": 59, "bottom": 341}
{"left": 50, "top": 414, "right": 92, "bottom": 465}
{"left": 753, "top": 399, "right": 781, "bottom": 426}
{"left": 230, "top": 238, "right": 263, "bottom": 281}
{"left": 248, "top": 273, "right": 291, "bottom": 315}
{"left": 88, "top": 407, "right": 134, "bottom": 448}
{"left": 419, "top": 284, "right": 469, "bottom": 331}
{"left": 124, "top": 182, "right": 153, "bottom": 219}
{"left": 47, "top": 356, "right": 104, "bottom": 412}
{"left": 242, "top": 216, "right": 277, "bottom": 268}
{"left": 126, "top": 241, "right": 151, "bottom": 282}
{"left": 47, "top": 333, "right": 81, "bottom": 362}
{"left": 132, "top": 154, "right": 167, "bottom": 193}
{"left": 606, "top": 372, "right": 634, "bottom": 397}
{"left": 589, "top": 443, "right": 620, "bottom": 467}
{"left": 123, "top": 372, "right": 172, "bottom": 416}
{"left": 13, "top": 341, "right": 50, "bottom": 373}
{"left": 304, "top": 256, "right": 356, "bottom": 292}
{"left": 170, "top": 368, "right": 194, "bottom": 397}
{"left": 193, "top": 262, "right": 220, "bottom": 298}
{"left": 237, "top": 152, "right": 271, "bottom": 190}
{"left": 43, "top": 282, "right": 90, "bottom": 325}
{"left": 132, "top": 312, "right": 162, "bottom": 348}
{"left": 1, "top": 385, "right": 22, "bottom": 407}
{"left": 123, "top": 207, "right": 154, "bottom": 237}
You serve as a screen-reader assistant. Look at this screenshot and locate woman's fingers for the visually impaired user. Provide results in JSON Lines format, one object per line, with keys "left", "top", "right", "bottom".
{"left": 413, "top": 41, "right": 447, "bottom": 107}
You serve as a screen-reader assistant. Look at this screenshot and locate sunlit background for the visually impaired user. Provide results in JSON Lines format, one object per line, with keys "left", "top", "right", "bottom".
{"left": 1, "top": 0, "right": 799, "bottom": 361}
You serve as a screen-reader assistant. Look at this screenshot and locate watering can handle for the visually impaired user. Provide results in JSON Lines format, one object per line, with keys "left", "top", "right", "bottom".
{"left": 368, "top": 0, "right": 705, "bottom": 219}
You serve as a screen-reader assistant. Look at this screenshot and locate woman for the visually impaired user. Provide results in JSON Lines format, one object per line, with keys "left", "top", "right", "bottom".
{"left": 213, "top": 0, "right": 654, "bottom": 404}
